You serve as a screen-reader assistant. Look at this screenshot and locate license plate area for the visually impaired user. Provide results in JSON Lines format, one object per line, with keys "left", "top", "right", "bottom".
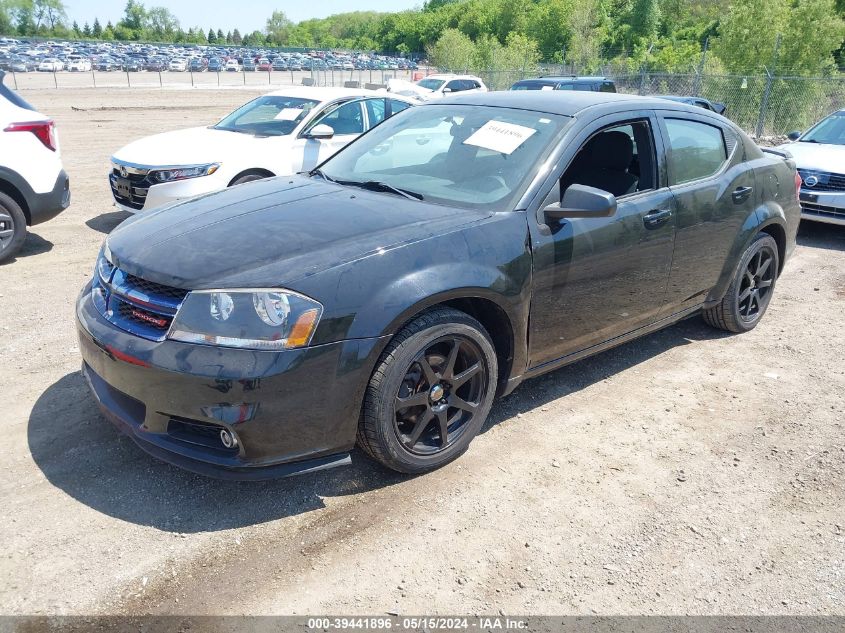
{"left": 800, "top": 192, "right": 818, "bottom": 203}
{"left": 114, "top": 177, "right": 132, "bottom": 199}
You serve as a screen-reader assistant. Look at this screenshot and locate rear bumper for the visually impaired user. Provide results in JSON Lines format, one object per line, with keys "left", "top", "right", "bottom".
{"left": 76, "top": 281, "right": 387, "bottom": 479}
{"left": 28, "top": 169, "right": 70, "bottom": 225}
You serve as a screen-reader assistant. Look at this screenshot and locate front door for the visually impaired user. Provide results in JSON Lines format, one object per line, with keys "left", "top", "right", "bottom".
{"left": 291, "top": 100, "right": 367, "bottom": 173}
{"left": 527, "top": 114, "right": 677, "bottom": 369}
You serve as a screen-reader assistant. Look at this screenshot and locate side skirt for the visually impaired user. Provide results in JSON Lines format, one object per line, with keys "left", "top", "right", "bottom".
{"left": 502, "top": 303, "right": 704, "bottom": 395}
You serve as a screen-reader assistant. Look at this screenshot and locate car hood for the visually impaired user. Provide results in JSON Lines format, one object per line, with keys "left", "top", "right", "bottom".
{"left": 777, "top": 141, "right": 845, "bottom": 171}
{"left": 111, "top": 126, "right": 278, "bottom": 167}
{"left": 107, "top": 176, "right": 488, "bottom": 290}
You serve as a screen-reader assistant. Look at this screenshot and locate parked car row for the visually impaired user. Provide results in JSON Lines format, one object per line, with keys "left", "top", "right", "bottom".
{"left": 0, "top": 37, "right": 420, "bottom": 75}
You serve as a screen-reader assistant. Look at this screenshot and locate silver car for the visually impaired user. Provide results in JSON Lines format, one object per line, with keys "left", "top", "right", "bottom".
{"left": 780, "top": 110, "right": 845, "bottom": 226}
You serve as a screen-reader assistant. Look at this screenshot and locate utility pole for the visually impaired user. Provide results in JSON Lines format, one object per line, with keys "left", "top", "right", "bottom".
{"left": 694, "top": 36, "right": 709, "bottom": 96}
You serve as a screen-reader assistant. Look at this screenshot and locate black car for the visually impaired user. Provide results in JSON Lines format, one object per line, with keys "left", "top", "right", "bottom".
{"left": 122, "top": 58, "right": 144, "bottom": 72}
{"left": 188, "top": 58, "right": 206, "bottom": 72}
{"left": 95, "top": 57, "right": 120, "bottom": 72}
{"left": 145, "top": 58, "right": 167, "bottom": 72}
{"left": 207, "top": 58, "right": 224, "bottom": 72}
{"left": 511, "top": 76, "right": 616, "bottom": 93}
{"left": 654, "top": 95, "right": 727, "bottom": 116}
{"left": 77, "top": 92, "right": 800, "bottom": 480}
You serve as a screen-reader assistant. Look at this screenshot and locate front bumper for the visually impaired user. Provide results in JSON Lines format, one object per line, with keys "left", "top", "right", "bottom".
{"left": 110, "top": 166, "right": 225, "bottom": 213}
{"left": 76, "top": 282, "right": 386, "bottom": 480}
{"left": 799, "top": 189, "right": 845, "bottom": 226}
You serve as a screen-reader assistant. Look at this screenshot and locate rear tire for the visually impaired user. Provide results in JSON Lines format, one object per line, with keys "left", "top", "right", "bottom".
{"left": 703, "top": 233, "right": 779, "bottom": 333}
{"left": 0, "top": 192, "right": 27, "bottom": 265}
{"left": 357, "top": 308, "right": 498, "bottom": 474}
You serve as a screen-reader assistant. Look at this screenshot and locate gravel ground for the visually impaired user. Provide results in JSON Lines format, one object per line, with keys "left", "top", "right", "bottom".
{"left": 1, "top": 87, "right": 844, "bottom": 617}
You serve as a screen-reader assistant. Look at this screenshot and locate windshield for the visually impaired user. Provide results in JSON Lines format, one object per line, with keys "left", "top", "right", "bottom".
{"left": 416, "top": 78, "right": 445, "bottom": 91}
{"left": 318, "top": 104, "right": 570, "bottom": 212}
{"left": 800, "top": 112, "right": 845, "bottom": 145}
{"left": 213, "top": 95, "right": 320, "bottom": 136}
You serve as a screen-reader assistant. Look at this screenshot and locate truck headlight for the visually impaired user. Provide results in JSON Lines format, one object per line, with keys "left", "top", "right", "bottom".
{"left": 168, "top": 289, "right": 322, "bottom": 350}
{"left": 151, "top": 163, "right": 220, "bottom": 183}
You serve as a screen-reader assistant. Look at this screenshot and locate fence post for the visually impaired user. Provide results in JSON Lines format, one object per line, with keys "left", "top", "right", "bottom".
{"left": 755, "top": 68, "right": 775, "bottom": 138}
{"left": 693, "top": 37, "right": 708, "bottom": 97}
{"left": 638, "top": 66, "right": 646, "bottom": 96}
{"left": 53, "top": 69, "right": 57, "bottom": 89}
{"left": 159, "top": 71, "right": 162, "bottom": 88}
{"left": 12, "top": 71, "right": 17, "bottom": 90}
{"left": 126, "top": 70, "right": 130, "bottom": 88}
{"left": 92, "top": 68, "right": 96, "bottom": 88}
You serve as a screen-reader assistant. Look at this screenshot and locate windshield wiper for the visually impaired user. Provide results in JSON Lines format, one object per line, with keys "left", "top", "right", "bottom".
{"left": 336, "top": 179, "right": 424, "bottom": 201}
{"left": 310, "top": 168, "right": 336, "bottom": 183}
{"left": 799, "top": 139, "right": 821, "bottom": 143}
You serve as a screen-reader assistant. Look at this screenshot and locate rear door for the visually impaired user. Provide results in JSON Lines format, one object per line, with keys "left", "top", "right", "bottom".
{"left": 657, "top": 112, "right": 756, "bottom": 314}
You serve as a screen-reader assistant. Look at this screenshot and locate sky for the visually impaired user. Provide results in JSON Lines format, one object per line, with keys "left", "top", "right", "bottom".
{"left": 64, "top": 0, "right": 421, "bottom": 33}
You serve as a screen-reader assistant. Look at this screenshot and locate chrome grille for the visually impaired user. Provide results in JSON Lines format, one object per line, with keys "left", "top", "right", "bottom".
{"left": 798, "top": 169, "right": 845, "bottom": 193}
{"left": 800, "top": 201, "right": 845, "bottom": 219}
{"left": 93, "top": 259, "right": 189, "bottom": 341}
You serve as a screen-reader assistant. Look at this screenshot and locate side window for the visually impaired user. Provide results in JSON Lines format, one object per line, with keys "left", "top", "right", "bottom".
{"left": 559, "top": 120, "right": 657, "bottom": 199}
{"left": 445, "top": 80, "right": 463, "bottom": 92}
{"left": 600, "top": 82, "right": 616, "bottom": 93}
{"left": 664, "top": 118, "right": 728, "bottom": 185}
{"left": 365, "top": 98, "right": 387, "bottom": 129}
{"left": 309, "top": 100, "right": 365, "bottom": 136}
{"left": 389, "top": 99, "right": 411, "bottom": 115}
{"left": 556, "top": 83, "right": 574, "bottom": 91}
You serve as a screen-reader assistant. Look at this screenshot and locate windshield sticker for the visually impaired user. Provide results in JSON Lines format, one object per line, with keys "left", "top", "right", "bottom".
{"left": 541, "top": 85, "right": 555, "bottom": 91}
{"left": 463, "top": 120, "right": 538, "bottom": 155}
{"left": 274, "top": 108, "right": 304, "bottom": 121}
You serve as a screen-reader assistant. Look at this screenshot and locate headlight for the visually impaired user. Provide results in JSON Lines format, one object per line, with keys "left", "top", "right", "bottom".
{"left": 168, "top": 289, "right": 322, "bottom": 350}
{"left": 151, "top": 163, "right": 220, "bottom": 183}
{"left": 95, "top": 242, "right": 114, "bottom": 285}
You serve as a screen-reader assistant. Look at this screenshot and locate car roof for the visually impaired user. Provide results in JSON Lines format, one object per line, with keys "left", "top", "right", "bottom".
{"left": 424, "top": 74, "right": 482, "bottom": 80}
{"left": 436, "top": 90, "right": 708, "bottom": 117}
{"left": 266, "top": 85, "right": 413, "bottom": 103}
{"left": 536, "top": 76, "right": 611, "bottom": 82}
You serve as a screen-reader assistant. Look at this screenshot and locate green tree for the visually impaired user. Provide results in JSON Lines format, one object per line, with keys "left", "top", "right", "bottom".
{"left": 207, "top": 27, "right": 215, "bottom": 43}
{"left": 427, "top": 28, "right": 475, "bottom": 71}
{"left": 265, "top": 9, "right": 292, "bottom": 45}
{"left": 82, "top": 20, "right": 90, "bottom": 37}
{"left": 91, "top": 16, "right": 101, "bottom": 37}
{"left": 713, "top": 0, "right": 788, "bottom": 72}
{"left": 225, "top": 29, "right": 232, "bottom": 43}
{"left": 217, "top": 28, "right": 223, "bottom": 41}
{"left": 629, "top": 0, "right": 660, "bottom": 44}
{"left": 147, "top": 6, "right": 178, "bottom": 40}
{"left": 232, "top": 27, "right": 241, "bottom": 44}
{"left": 119, "top": 0, "right": 146, "bottom": 32}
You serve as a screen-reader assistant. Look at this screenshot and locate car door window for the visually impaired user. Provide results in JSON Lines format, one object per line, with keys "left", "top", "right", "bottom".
{"left": 664, "top": 118, "right": 727, "bottom": 185}
{"left": 364, "top": 98, "right": 387, "bottom": 129}
{"left": 308, "top": 100, "right": 365, "bottom": 136}
{"left": 389, "top": 99, "right": 411, "bottom": 115}
{"left": 559, "top": 120, "right": 657, "bottom": 198}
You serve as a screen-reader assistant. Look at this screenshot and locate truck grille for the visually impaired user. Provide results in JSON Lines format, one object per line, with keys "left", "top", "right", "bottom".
{"left": 798, "top": 169, "right": 845, "bottom": 193}
{"left": 94, "top": 260, "right": 189, "bottom": 341}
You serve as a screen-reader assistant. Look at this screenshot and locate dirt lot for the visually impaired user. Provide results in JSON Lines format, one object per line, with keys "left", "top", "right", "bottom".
{"left": 1, "top": 86, "right": 844, "bottom": 617}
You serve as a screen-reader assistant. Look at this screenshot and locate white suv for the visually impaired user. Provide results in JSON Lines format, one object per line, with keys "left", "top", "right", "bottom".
{"left": 388, "top": 74, "right": 488, "bottom": 101}
{"left": 0, "top": 71, "right": 70, "bottom": 263}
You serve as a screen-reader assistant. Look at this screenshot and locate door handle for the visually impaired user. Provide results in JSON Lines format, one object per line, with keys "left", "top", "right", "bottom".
{"left": 643, "top": 208, "right": 672, "bottom": 229}
{"left": 732, "top": 186, "right": 753, "bottom": 203}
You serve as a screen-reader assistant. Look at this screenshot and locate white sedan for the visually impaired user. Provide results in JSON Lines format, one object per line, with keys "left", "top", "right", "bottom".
{"left": 109, "top": 87, "right": 415, "bottom": 212}
{"left": 386, "top": 74, "right": 488, "bottom": 102}
{"left": 37, "top": 58, "right": 64, "bottom": 72}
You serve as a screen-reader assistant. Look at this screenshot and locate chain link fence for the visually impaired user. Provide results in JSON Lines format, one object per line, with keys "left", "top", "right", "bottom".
{"left": 5, "top": 63, "right": 845, "bottom": 137}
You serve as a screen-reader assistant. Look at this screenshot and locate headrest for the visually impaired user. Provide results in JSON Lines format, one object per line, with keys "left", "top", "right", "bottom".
{"left": 588, "top": 131, "right": 634, "bottom": 171}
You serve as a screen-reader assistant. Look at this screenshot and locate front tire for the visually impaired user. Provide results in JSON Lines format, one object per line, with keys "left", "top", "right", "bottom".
{"left": 0, "top": 192, "right": 27, "bottom": 265}
{"left": 703, "top": 232, "right": 779, "bottom": 333}
{"left": 358, "top": 308, "right": 498, "bottom": 474}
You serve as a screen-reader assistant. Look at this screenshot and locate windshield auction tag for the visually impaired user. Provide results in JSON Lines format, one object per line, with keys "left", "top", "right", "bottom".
{"left": 274, "top": 108, "right": 304, "bottom": 121}
{"left": 463, "top": 120, "right": 537, "bottom": 155}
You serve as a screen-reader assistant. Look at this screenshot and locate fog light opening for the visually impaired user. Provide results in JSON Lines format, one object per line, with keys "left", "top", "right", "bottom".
{"left": 220, "top": 428, "right": 238, "bottom": 449}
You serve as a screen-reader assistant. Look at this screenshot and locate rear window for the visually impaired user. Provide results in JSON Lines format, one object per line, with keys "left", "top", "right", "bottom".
{"left": 0, "top": 72, "right": 36, "bottom": 111}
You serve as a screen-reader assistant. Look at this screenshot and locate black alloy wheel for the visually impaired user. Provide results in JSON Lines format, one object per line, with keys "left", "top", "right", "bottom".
{"left": 393, "top": 335, "right": 487, "bottom": 455}
{"left": 358, "top": 307, "right": 498, "bottom": 474}
{"left": 703, "top": 232, "right": 779, "bottom": 333}
{"left": 737, "top": 246, "right": 776, "bottom": 322}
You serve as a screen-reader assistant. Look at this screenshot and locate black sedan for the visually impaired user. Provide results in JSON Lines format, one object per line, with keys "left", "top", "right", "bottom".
{"left": 77, "top": 92, "right": 800, "bottom": 479}
{"left": 655, "top": 95, "right": 727, "bottom": 116}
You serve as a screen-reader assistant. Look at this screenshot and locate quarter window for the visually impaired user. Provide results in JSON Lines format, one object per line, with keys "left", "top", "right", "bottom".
{"left": 365, "top": 98, "right": 387, "bottom": 129}
{"left": 664, "top": 118, "right": 728, "bottom": 185}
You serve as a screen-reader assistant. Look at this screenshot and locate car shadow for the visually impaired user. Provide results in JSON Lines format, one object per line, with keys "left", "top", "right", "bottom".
{"left": 1, "top": 232, "right": 53, "bottom": 264}
{"left": 29, "top": 316, "right": 726, "bottom": 533}
{"left": 85, "top": 210, "right": 131, "bottom": 234}
{"left": 797, "top": 220, "right": 845, "bottom": 251}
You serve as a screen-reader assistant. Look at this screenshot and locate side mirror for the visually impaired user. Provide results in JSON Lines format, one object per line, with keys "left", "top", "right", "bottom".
{"left": 786, "top": 130, "right": 802, "bottom": 141}
{"left": 442, "top": 87, "right": 453, "bottom": 93}
{"left": 306, "top": 124, "right": 335, "bottom": 140}
{"left": 544, "top": 184, "right": 617, "bottom": 222}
